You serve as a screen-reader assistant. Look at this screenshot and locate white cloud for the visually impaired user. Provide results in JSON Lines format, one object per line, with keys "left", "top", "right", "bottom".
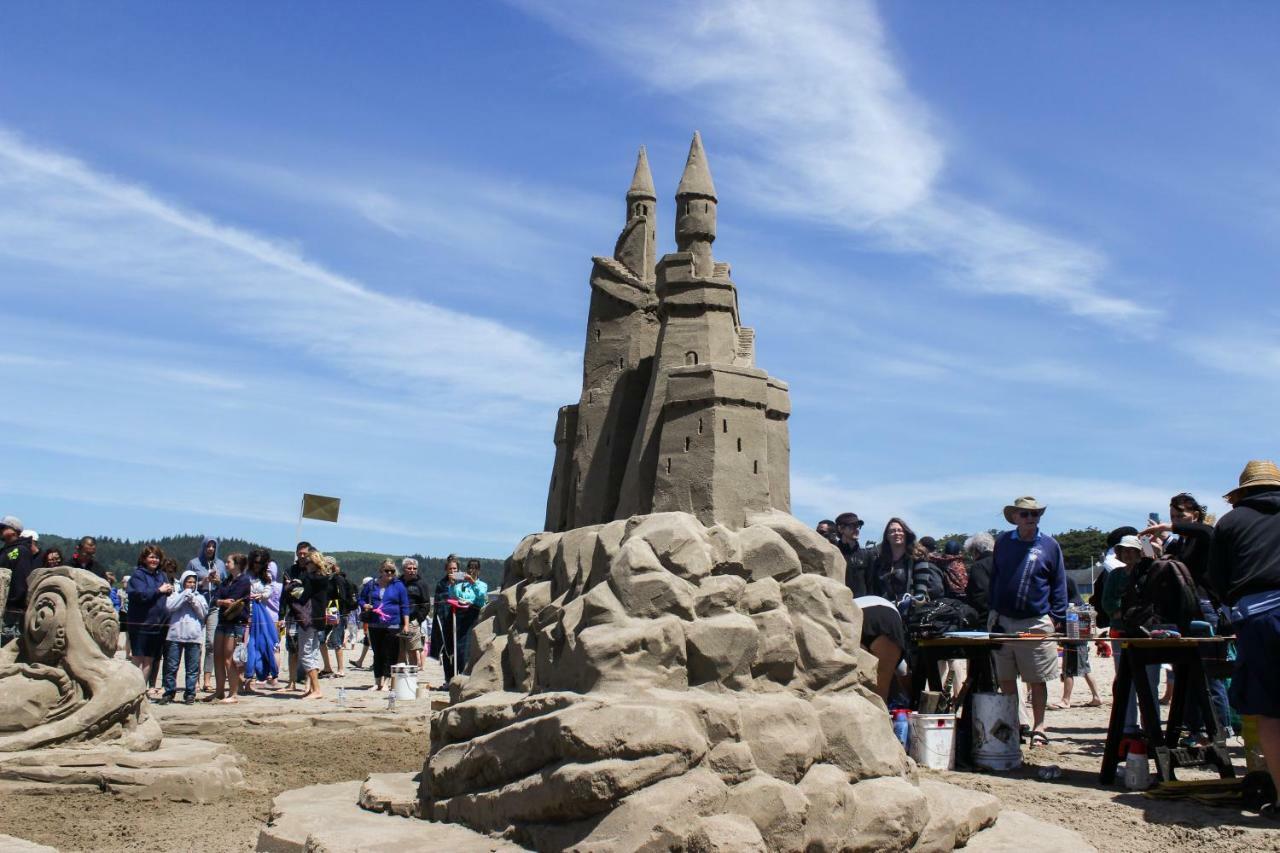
{"left": 0, "top": 129, "right": 580, "bottom": 407}
{"left": 514, "top": 0, "right": 1154, "bottom": 324}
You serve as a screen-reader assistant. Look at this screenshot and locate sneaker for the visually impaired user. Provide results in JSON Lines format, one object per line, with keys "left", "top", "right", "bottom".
{"left": 156, "top": 695, "right": 174, "bottom": 705}
{"left": 183, "top": 695, "right": 196, "bottom": 705}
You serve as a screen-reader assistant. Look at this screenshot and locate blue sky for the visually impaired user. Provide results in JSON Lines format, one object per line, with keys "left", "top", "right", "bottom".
{"left": 2, "top": 1, "right": 1278, "bottom": 556}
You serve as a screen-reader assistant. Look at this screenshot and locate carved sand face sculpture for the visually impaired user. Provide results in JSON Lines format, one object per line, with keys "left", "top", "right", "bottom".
{"left": 0, "top": 567, "right": 158, "bottom": 752}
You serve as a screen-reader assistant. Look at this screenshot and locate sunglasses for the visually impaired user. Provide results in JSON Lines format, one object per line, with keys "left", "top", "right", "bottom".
{"left": 381, "top": 569, "right": 396, "bottom": 575}
{"left": 1016, "top": 510, "right": 1042, "bottom": 519}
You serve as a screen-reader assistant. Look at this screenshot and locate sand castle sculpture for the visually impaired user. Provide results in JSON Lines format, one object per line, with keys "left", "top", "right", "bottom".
{"left": 0, "top": 566, "right": 242, "bottom": 801}
{"left": 419, "top": 136, "right": 1004, "bottom": 851}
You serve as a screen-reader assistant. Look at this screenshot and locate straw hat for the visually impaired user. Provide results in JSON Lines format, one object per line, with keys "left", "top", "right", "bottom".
{"left": 1225, "top": 460, "right": 1280, "bottom": 502}
{"left": 1003, "top": 496, "right": 1046, "bottom": 524}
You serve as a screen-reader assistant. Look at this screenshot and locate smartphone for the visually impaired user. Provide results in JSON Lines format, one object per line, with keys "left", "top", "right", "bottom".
{"left": 1148, "top": 512, "right": 1160, "bottom": 525}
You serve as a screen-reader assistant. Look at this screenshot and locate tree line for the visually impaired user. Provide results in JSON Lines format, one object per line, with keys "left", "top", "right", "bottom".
{"left": 37, "top": 533, "right": 505, "bottom": 588}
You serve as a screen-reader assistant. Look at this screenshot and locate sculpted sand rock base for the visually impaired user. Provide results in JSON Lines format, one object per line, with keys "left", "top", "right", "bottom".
{"left": 419, "top": 511, "right": 972, "bottom": 851}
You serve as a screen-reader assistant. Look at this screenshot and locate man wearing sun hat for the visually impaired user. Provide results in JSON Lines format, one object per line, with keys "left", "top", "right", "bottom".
{"left": 989, "top": 496, "right": 1068, "bottom": 746}
{"left": 1210, "top": 460, "right": 1280, "bottom": 813}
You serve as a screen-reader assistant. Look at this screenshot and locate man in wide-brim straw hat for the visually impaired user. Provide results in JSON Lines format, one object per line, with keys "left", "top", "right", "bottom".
{"left": 1211, "top": 460, "right": 1280, "bottom": 814}
{"left": 988, "top": 495, "right": 1068, "bottom": 747}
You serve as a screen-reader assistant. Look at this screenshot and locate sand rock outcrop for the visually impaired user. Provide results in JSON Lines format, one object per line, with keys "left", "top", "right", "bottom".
{"left": 421, "top": 510, "right": 944, "bottom": 851}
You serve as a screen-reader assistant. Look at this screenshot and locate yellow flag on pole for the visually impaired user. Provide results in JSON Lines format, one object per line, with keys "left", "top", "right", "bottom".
{"left": 300, "top": 494, "right": 341, "bottom": 523}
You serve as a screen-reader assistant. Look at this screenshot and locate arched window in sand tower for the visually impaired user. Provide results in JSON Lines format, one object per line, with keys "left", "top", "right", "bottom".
{"left": 684, "top": 436, "right": 691, "bottom": 452}
{"left": 685, "top": 351, "right": 698, "bottom": 365}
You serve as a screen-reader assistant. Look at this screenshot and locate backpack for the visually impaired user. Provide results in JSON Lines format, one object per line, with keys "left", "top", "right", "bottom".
{"left": 904, "top": 597, "right": 981, "bottom": 639}
{"left": 1120, "top": 558, "right": 1201, "bottom": 634}
{"left": 335, "top": 573, "right": 357, "bottom": 613}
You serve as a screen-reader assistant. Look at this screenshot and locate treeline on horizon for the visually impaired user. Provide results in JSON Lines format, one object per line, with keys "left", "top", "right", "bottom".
{"left": 36, "top": 526, "right": 1115, "bottom": 588}
{"left": 37, "top": 533, "right": 505, "bottom": 588}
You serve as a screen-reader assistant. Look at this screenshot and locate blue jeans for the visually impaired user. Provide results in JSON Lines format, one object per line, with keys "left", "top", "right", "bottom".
{"left": 1186, "top": 600, "right": 1233, "bottom": 736}
{"left": 1115, "top": 643, "right": 1161, "bottom": 734}
{"left": 163, "top": 640, "right": 201, "bottom": 699}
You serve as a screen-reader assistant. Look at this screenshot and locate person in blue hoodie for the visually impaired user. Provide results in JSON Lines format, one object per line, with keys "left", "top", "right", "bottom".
{"left": 188, "top": 537, "right": 224, "bottom": 693}
{"left": 126, "top": 544, "right": 173, "bottom": 690}
{"left": 444, "top": 559, "right": 489, "bottom": 683}
{"left": 160, "top": 570, "right": 208, "bottom": 705}
{"left": 358, "top": 559, "right": 410, "bottom": 691}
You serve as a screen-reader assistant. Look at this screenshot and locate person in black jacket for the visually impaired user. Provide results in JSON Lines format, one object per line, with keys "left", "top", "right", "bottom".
{"left": 962, "top": 532, "right": 995, "bottom": 623}
{"left": 1142, "top": 491, "right": 1230, "bottom": 739}
{"left": 835, "top": 512, "right": 874, "bottom": 597}
{"left": 1208, "top": 461, "right": 1280, "bottom": 807}
{"left": 1, "top": 515, "right": 35, "bottom": 647}
{"left": 399, "top": 558, "right": 432, "bottom": 667}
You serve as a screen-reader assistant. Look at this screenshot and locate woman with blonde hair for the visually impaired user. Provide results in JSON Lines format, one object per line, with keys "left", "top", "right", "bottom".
{"left": 359, "top": 558, "right": 410, "bottom": 690}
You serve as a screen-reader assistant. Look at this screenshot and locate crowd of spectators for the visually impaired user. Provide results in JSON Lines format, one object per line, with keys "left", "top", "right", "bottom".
{"left": 0, "top": 527, "right": 488, "bottom": 705}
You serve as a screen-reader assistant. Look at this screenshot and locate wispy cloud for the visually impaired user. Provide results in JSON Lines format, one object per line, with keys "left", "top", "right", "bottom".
{"left": 514, "top": 0, "right": 1155, "bottom": 325}
{"left": 0, "top": 128, "right": 579, "bottom": 407}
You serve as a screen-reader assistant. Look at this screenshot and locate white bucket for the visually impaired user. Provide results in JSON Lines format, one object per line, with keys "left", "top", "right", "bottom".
{"left": 971, "top": 692, "right": 1021, "bottom": 771}
{"left": 909, "top": 713, "right": 956, "bottom": 770}
{"left": 391, "top": 663, "right": 419, "bottom": 702}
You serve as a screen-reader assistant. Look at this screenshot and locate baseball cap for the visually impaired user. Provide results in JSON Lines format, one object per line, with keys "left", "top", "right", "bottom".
{"left": 0, "top": 515, "right": 23, "bottom": 533}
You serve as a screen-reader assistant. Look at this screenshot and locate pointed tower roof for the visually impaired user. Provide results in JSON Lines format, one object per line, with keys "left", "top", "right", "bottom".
{"left": 675, "top": 131, "right": 717, "bottom": 200}
{"left": 627, "top": 145, "right": 657, "bottom": 200}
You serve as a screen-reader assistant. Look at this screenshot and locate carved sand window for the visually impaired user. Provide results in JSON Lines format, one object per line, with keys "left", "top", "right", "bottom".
{"left": 737, "top": 437, "right": 742, "bottom": 452}
{"left": 685, "top": 351, "right": 698, "bottom": 365}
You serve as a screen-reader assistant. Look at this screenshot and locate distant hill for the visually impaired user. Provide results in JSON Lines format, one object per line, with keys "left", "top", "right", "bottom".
{"left": 34, "top": 533, "right": 505, "bottom": 589}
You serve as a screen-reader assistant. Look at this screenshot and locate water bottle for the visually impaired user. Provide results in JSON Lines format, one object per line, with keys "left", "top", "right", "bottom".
{"left": 892, "top": 709, "right": 910, "bottom": 748}
{"left": 337, "top": 687, "right": 346, "bottom": 707}
{"left": 1066, "top": 606, "right": 1080, "bottom": 640}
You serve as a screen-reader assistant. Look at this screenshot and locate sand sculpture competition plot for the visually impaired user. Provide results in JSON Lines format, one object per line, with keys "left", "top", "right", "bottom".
{"left": 415, "top": 136, "right": 1078, "bottom": 852}
{"left": 0, "top": 566, "right": 242, "bottom": 802}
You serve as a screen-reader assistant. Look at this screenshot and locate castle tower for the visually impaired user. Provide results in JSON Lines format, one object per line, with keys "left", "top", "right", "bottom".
{"left": 654, "top": 363, "right": 773, "bottom": 528}
{"left": 675, "top": 131, "right": 717, "bottom": 278}
{"left": 616, "top": 134, "right": 748, "bottom": 520}
{"left": 560, "top": 148, "right": 660, "bottom": 528}
{"left": 543, "top": 404, "right": 579, "bottom": 532}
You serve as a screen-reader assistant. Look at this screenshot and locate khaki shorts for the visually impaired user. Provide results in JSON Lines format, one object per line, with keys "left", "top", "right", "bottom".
{"left": 399, "top": 621, "right": 424, "bottom": 653}
{"left": 991, "top": 614, "right": 1059, "bottom": 684}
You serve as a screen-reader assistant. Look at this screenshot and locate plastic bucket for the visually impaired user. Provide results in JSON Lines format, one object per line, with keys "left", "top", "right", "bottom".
{"left": 972, "top": 692, "right": 1021, "bottom": 770}
{"left": 391, "top": 663, "right": 419, "bottom": 701}
{"left": 909, "top": 713, "right": 956, "bottom": 770}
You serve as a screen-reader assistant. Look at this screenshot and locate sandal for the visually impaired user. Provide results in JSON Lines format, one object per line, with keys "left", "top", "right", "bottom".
{"left": 1084, "top": 698, "right": 1103, "bottom": 707}
{"left": 1047, "top": 702, "right": 1069, "bottom": 711}
{"left": 1029, "top": 730, "right": 1051, "bottom": 747}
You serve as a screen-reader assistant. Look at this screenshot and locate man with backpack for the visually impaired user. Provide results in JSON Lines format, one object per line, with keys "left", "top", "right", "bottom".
{"left": 1209, "top": 460, "right": 1280, "bottom": 815}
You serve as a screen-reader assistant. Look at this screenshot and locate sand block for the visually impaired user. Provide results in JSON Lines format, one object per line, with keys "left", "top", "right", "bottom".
{"left": 0, "top": 835, "right": 58, "bottom": 853}
{"left": 914, "top": 779, "right": 1000, "bottom": 852}
{"left": 358, "top": 771, "right": 420, "bottom": 817}
{"left": 963, "top": 809, "right": 1097, "bottom": 853}
{"left": 0, "top": 736, "right": 243, "bottom": 802}
{"left": 259, "top": 780, "right": 520, "bottom": 853}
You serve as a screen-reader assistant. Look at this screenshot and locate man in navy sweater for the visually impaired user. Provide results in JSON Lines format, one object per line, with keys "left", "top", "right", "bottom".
{"left": 989, "top": 496, "right": 1068, "bottom": 745}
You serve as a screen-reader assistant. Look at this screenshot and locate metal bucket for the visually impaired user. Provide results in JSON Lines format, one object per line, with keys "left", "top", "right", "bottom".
{"left": 971, "top": 692, "right": 1021, "bottom": 770}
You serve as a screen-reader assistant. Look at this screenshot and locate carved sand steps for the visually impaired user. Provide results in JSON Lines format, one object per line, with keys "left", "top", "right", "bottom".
{"left": 0, "top": 736, "right": 243, "bottom": 802}
{"left": 257, "top": 778, "right": 520, "bottom": 853}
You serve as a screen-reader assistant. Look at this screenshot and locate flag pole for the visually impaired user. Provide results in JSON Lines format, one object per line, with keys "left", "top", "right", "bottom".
{"left": 295, "top": 495, "right": 304, "bottom": 547}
